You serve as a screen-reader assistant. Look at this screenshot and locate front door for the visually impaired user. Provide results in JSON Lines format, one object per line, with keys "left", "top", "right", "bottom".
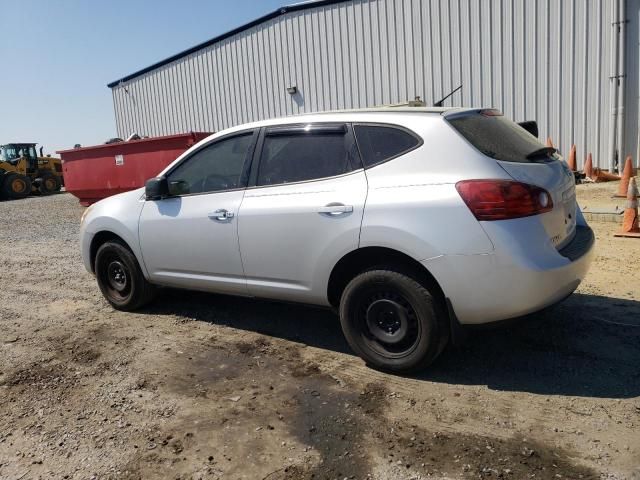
{"left": 138, "top": 131, "right": 256, "bottom": 295}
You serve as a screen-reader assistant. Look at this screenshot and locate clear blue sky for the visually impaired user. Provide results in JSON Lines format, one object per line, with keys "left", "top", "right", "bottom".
{"left": 0, "top": 0, "right": 285, "bottom": 154}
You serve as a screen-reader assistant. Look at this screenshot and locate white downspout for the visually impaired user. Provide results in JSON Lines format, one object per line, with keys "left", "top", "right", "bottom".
{"left": 616, "top": 0, "right": 627, "bottom": 171}
{"left": 608, "top": 0, "right": 620, "bottom": 173}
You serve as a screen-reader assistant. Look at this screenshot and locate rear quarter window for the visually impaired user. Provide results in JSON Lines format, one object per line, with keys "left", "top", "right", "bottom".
{"left": 354, "top": 124, "right": 422, "bottom": 168}
{"left": 446, "top": 112, "right": 551, "bottom": 163}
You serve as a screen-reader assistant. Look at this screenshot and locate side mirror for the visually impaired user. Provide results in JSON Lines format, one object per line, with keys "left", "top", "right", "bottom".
{"left": 518, "top": 120, "right": 538, "bottom": 138}
{"left": 145, "top": 176, "right": 169, "bottom": 200}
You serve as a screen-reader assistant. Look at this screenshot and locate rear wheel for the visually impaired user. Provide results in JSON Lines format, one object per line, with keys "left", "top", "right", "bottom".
{"left": 95, "top": 241, "right": 156, "bottom": 311}
{"left": 339, "top": 269, "right": 448, "bottom": 372}
{"left": 1, "top": 173, "right": 32, "bottom": 199}
{"left": 38, "top": 172, "right": 61, "bottom": 195}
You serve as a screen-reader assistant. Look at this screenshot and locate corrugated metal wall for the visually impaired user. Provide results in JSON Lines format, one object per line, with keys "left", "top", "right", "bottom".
{"left": 111, "top": 0, "right": 639, "bottom": 169}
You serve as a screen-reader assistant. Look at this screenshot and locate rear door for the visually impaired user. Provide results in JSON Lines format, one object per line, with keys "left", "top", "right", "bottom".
{"left": 238, "top": 123, "right": 367, "bottom": 305}
{"left": 446, "top": 110, "right": 577, "bottom": 249}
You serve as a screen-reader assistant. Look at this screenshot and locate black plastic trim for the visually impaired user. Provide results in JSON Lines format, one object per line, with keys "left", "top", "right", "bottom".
{"left": 265, "top": 123, "right": 347, "bottom": 136}
{"left": 518, "top": 120, "right": 539, "bottom": 138}
{"left": 239, "top": 130, "right": 260, "bottom": 188}
{"left": 108, "top": 0, "right": 350, "bottom": 88}
{"left": 247, "top": 127, "right": 266, "bottom": 188}
{"left": 558, "top": 225, "right": 595, "bottom": 262}
{"left": 446, "top": 298, "right": 468, "bottom": 347}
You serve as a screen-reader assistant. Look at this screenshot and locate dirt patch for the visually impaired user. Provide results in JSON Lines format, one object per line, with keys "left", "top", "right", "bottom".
{"left": 235, "top": 337, "right": 272, "bottom": 355}
{"left": 116, "top": 338, "right": 599, "bottom": 480}
{"left": 2, "top": 362, "right": 74, "bottom": 390}
{"left": 368, "top": 428, "right": 597, "bottom": 479}
{"left": 67, "top": 345, "right": 101, "bottom": 364}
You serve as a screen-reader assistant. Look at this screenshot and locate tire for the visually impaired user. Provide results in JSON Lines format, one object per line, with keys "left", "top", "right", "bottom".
{"left": 339, "top": 269, "right": 449, "bottom": 373}
{"left": 1, "top": 173, "right": 32, "bottom": 199}
{"left": 95, "top": 241, "right": 156, "bottom": 311}
{"left": 38, "top": 172, "right": 61, "bottom": 195}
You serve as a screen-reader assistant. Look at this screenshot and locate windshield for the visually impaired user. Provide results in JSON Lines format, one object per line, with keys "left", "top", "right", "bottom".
{"left": 446, "top": 111, "right": 557, "bottom": 163}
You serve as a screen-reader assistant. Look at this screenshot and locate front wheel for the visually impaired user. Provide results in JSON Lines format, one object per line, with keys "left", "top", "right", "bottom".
{"left": 339, "top": 269, "right": 448, "bottom": 372}
{"left": 95, "top": 241, "right": 156, "bottom": 311}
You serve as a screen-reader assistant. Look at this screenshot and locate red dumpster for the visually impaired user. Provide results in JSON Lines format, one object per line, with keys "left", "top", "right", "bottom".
{"left": 57, "top": 132, "right": 211, "bottom": 206}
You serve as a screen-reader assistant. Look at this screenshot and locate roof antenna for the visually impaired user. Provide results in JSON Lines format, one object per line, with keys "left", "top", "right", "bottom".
{"left": 433, "top": 84, "right": 462, "bottom": 107}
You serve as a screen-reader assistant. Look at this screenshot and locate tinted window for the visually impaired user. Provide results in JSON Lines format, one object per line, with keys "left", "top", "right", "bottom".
{"left": 167, "top": 133, "right": 253, "bottom": 195}
{"left": 447, "top": 112, "right": 552, "bottom": 163}
{"left": 257, "top": 130, "right": 359, "bottom": 186}
{"left": 354, "top": 125, "right": 421, "bottom": 167}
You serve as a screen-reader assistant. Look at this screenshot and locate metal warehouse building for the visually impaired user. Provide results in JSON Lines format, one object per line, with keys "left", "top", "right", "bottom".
{"left": 109, "top": 0, "right": 640, "bottom": 172}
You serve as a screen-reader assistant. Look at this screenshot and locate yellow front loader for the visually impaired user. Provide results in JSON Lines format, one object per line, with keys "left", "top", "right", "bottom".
{"left": 0, "top": 143, "right": 64, "bottom": 199}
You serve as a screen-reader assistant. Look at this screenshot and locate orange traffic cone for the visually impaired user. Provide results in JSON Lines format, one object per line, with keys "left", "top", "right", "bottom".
{"left": 614, "top": 177, "right": 640, "bottom": 238}
{"left": 584, "top": 153, "right": 594, "bottom": 180}
{"left": 546, "top": 137, "right": 554, "bottom": 148}
{"left": 615, "top": 155, "right": 634, "bottom": 197}
{"left": 594, "top": 168, "right": 621, "bottom": 182}
{"left": 567, "top": 144, "right": 577, "bottom": 171}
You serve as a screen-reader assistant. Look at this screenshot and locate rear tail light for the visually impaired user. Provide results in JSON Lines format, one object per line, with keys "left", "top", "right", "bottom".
{"left": 455, "top": 180, "right": 553, "bottom": 221}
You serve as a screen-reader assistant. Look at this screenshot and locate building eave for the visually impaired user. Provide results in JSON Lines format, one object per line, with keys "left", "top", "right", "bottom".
{"left": 107, "top": 0, "right": 349, "bottom": 88}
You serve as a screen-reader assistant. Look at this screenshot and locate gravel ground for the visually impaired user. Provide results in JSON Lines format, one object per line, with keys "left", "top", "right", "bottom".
{"left": 0, "top": 185, "right": 639, "bottom": 480}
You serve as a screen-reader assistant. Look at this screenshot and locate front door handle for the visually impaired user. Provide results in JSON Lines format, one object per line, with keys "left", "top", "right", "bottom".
{"left": 208, "top": 209, "right": 235, "bottom": 221}
{"left": 317, "top": 204, "right": 354, "bottom": 216}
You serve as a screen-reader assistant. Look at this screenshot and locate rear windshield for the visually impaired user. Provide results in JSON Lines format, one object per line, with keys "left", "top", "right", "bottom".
{"left": 446, "top": 112, "right": 553, "bottom": 163}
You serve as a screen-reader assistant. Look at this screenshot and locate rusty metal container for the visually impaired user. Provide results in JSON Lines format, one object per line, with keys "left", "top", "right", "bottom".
{"left": 57, "top": 132, "right": 211, "bottom": 205}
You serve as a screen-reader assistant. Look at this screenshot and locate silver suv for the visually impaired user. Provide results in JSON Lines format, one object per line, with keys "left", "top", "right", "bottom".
{"left": 80, "top": 108, "right": 595, "bottom": 372}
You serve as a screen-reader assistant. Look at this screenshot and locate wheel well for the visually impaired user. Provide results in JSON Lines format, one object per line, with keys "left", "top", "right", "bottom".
{"left": 89, "top": 231, "right": 129, "bottom": 273}
{"left": 327, "top": 247, "right": 445, "bottom": 308}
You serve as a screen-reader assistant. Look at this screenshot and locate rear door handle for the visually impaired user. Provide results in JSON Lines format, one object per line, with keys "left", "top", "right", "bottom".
{"left": 208, "top": 209, "right": 235, "bottom": 221}
{"left": 317, "top": 204, "right": 353, "bottom": 215}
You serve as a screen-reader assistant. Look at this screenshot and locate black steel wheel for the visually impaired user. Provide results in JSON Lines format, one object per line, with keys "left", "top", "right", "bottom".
{"left": 95, "top": 241, "right": 156, "bottom": 311}
{"left": 339, "top": 269, "right": 448, "bottom": 372}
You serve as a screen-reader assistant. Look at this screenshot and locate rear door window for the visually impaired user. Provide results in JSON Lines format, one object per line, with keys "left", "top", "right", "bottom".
{"left": 354, "top": 125, "right": 422, "bottom": 167}
{"left": 256, "top": 124, "right": 361, "bottom": 186}
{"left": 446, "top": 111, "right": 553, "bottom": 163}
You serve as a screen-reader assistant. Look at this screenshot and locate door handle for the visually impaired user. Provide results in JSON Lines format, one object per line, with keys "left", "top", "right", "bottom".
{"left": 317, "top": 204, "right": 353, "bottom": 216}
{"left": 208, "top": 209, "right": 235, "bottom": 221}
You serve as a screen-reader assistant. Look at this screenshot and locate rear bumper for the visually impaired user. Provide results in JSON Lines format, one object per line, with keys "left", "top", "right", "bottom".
{"left": 423, "top": 224, "right": 595, "bottom": 325}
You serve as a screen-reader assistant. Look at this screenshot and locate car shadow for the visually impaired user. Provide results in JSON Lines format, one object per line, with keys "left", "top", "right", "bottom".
{"left": 423, "top": 293, "right": 640, "bottom": 399}
{"left": 143, "top": 289, "right": 351, "bottom": 354}
{"left": 141, "top": 290, "right": 640, "bottom": 399}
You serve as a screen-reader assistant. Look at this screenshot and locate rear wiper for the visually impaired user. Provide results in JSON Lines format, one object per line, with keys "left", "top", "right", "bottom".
{"left": 526, "top": 147, "right": 556, "bottom": 160}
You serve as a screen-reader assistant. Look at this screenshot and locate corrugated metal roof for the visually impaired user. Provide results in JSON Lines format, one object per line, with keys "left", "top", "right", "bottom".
{"left": 107, "top": 0, "right": 349, "bottom": 88}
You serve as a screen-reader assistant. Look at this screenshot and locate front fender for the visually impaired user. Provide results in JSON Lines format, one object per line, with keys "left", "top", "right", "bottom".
{"left": 80, "top": 188, "right": 148, "bottom": 277}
